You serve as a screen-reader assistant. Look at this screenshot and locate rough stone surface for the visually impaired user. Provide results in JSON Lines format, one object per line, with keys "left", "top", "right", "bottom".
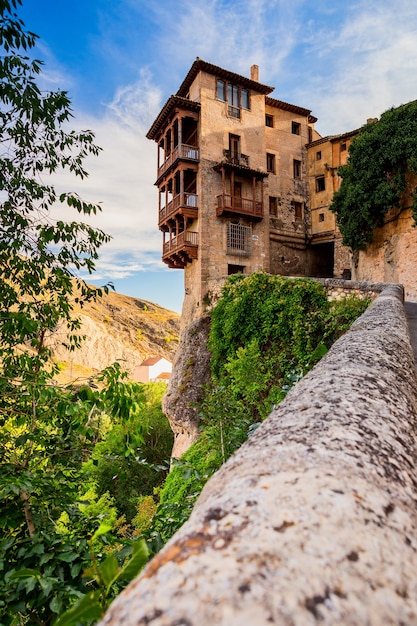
{"left": 354, "top": 208, "right": 417, "bottom": 301}
{"left": 100, "top": 285, "right": 417, "bottom": 626}
{"left": 162, "top": 315, "right": 212, "bottom": 458}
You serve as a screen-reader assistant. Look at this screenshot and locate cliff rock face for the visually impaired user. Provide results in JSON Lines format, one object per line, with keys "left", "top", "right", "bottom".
{"left": 162, "top": 315, "right": 212, "bottom": 458}
{"left": 47, "top": 289, "right": 180, "bottom": 383}
{"left": 354, "top": 208, "right": 417, "bottom": 301}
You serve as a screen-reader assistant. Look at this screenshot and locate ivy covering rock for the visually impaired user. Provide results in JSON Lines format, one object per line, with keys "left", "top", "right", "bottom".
{"left": 331, "top": 100, "right": 417, "bottom": 250}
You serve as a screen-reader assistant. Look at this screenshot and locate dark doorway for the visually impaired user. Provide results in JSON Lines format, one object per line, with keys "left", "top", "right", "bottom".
{"left": 309, "top": 242, "right": 334, "bottom": 277}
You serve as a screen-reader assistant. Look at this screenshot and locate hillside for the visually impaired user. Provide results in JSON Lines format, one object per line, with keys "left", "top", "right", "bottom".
{"left": 48, "top": 288, "right": 180, "bottom": 384}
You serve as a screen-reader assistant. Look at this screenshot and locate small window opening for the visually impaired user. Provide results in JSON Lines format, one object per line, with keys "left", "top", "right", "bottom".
{"left": 316, "top": 151, "right": 322, "bottom": 160}
{"left": 293, "top": 159, "right": 301, "bottom": 179}
{"left": 228, "top": 264, "right": 245, "bottom": 275}
{"left": 265, "top": 114, "right": 274, "bottom": 128}
{"left": 266, "top": 153, "right": 276, "bottom": 173}
{"left": 316, "top": 175, "right": 325, "bottom": 192}
{"left": 217, "top": 79, "right": 226, "bottom": 101}
{"left": 292, "top": 121, "right": 301, "bottom": 135}
{"left": 294, "top": 201, "right": 303, "bottom": 220}
{"left": 319, "top": 213, "right": 325, "bottom": 222}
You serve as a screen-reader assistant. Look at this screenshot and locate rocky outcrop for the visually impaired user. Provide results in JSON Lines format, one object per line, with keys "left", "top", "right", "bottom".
{"left": 162, "top": 315, "right": 212, "bottom": 458}
{"left": 354, "top": 208, "right": 417, "bottom": 301}
{"left": 98, "top": 284, "right": 417, "bottom": 625}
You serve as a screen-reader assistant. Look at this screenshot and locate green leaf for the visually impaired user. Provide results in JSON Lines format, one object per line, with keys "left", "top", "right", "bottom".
{"left": 53, "top": 590, "right": 103, "bottom": 626}
{"left": 8, "top": 568, "right": 40, "bottom": 580}
{"left": 50, "top": 594, "right": 63, "bottom": 614}
{"left": 99, "top": 553, "right": 119, "bottom": 587}
{"left": 111, "top": 540, "right": 149, "bottom": 587}
{"left": 91, "top": 523, "right": 113, "bottom": 542}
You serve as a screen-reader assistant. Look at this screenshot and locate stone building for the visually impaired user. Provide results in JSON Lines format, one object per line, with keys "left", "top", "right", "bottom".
{"left": 307, "top": 129, "right": 359, "bottom": 279}
{"left": 146, "top": 59, "right": 327, "bottom": 323}
{"left": 147, "top": 58, "right": 417, "bottom": 321}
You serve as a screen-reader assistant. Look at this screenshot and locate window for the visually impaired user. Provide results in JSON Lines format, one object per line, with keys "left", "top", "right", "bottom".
{"left": 228, "top": 83, "right": 239, "bottom": 107}
{"left": 340, "top": 142, "right": 347, "bottom": 152}
{"left": 241, "top": 89, "right": 249, "bottom": 110}
{"left": 316, "top": 151, "right": 322, "bottom": 160}
{"left": 229, "top": 134, "right": 240, "bottom": 160}
{"left": 294, "top": 202, "right": 303, "bottom": 220}
{"left": 226, "top": 223, "right": 252, "bottom": 256}
{"left": 292, "top": 121, "right": 301, "bottom": 135}
{"left": 217, "top": 79, "right": 226, "bottom": 101}
{"left": 265, "top": 114, "right": 274, "bottom": 128}
{"left": 266, "top": 153, "right": 276, "bottom": 173}
{"left": 216, "top": 78, "right": 250, "bottom": 114}
{"left": 228, "top": 264, "right": 245, "bottom": 275}
{"left": 293, "top": 159, "right": 301, "bottom": 179}
{"left": 269, "top": 196, "right": 278, "bottom": 215}
{"left": 319, "top": 213, "right": 325, "bottom": 222}
{"left": 316, "top": 175, "right": 325, "bottom": 192}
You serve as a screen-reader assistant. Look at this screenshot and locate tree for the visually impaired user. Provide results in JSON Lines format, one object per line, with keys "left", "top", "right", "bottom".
{"left": 0, "top": 1, "right": 117, "bottom": 622}
{"left": 330, "top": 100, "right": 417, "bottom": 250}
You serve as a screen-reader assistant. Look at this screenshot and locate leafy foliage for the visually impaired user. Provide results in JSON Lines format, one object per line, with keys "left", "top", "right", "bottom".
{"left": 147, "top": 274, "right": 370, "bottom": 547}
{"left": 54, "top": 526, "right": 149, "bottom": 626}
{"left": 209, "top": 272, "right": 330, "bottom": 382}
{"left": 0, "top": 2, "right": 146, "bottom": 623}
{"left": 330, "top": 101, "right": 417, "bottom": 250}
{"left": 0, "top": 365, "right": 147, "bottom": 624}
{"left": 82, "top": 382, "right": 173, "bottom": 522}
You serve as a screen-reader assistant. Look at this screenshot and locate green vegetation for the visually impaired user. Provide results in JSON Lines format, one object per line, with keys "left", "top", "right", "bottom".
{"left": 330, "top": 100, "right": 417, "bottom": 250}
{"left": 0, "top": 3, "right": 172, "bottom": 623}
{"left": 0, "top": 2, "right": 371, "bottom": 622}
{"left": 82, "top": 382, "right": 173, "bottom": 522}
{"left": 145, "top": 273, "right": 370, "bottom": 549}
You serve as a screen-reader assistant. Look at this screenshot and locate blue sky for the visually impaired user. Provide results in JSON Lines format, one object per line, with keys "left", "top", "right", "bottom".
{"left": 16, "top": 0, "right": 417, "bottom": 313}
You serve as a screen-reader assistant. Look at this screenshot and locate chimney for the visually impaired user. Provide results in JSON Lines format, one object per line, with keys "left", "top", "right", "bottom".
{"left": 250, "top": 64, "right": 259, "bottom": 82}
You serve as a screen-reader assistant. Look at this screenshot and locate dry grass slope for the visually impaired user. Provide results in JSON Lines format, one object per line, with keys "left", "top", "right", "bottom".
{"left": 50, "top": 288, "right": 180, "bottom": 385}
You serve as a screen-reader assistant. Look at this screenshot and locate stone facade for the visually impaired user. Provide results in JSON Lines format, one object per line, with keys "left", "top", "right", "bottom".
{"left": 307, "top": 130, "right": 358, "bottom": 279}
{"left": 147, "top": 60, "right": 320, "bottom": 327}
{"left": 147, "top": 60, "right": 417, "bottom": 326}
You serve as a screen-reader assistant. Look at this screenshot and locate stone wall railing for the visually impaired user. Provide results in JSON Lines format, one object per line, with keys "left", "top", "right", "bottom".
{"left": 204, "top": 276, "right": 396, "bottom": 311}
{"left": 100, "top": 284, "right": 417, "bottom": 625}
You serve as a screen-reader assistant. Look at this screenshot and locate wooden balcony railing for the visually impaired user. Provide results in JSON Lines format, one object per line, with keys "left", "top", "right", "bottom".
{"left": 223, "top": 150, "right": 250, "bottom": 168}
{"left": 216, "top": 194, "right": 263, "bottom": 220}
{"left": 159, "top": 193, "right": 198, "bottom": 224}
{"left": 157, "top": 144, "right": 199, "bottom": 179}
{"left": 162, "top": 231, "right": 198, "bottom": 268}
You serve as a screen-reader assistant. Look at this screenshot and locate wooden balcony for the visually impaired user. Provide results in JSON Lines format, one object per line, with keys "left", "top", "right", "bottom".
{"left": 159, "top": 193, "right": 198, "bottom": 225}
{"left": 216, "top": 194, "right": 263, "bottom": 221}
{"left": 157, "top": 143, "right": 199, "bottom": 180}
{"left": 223, "top": 150, "right": 250, "bottom": 168}
{"left": 162, "top": 230, "right": 198, "bottom": 268}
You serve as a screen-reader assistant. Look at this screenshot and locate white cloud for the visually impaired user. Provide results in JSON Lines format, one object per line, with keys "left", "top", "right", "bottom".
{"left": 31, "top": 0, "right": 417, "bottom": 294}
{"left": 47, "top": 70, "right": 165, "bottom": 282}
{"left": 293, "top": 0, "right": 417, "bottom": 134}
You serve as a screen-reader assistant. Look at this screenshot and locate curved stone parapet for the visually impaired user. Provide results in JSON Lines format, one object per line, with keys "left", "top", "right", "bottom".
{"left": 99, "top": 284, "right": 417, "bottom": 626}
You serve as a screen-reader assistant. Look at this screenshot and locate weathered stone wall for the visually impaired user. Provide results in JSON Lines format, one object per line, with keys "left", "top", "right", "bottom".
{"left": 312, "top": 277, "right": 392, "bottom": 301}
{"left": 99, "top": 284, "right": 417, "bottom": 625}
{"left": 353, "top": 208, "right": 417, "bottom": 301}
{"left": 204, "top": 275, "right": 390, "bottom": 314}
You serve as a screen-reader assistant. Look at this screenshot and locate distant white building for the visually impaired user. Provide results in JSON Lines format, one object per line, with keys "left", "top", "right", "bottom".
{"left": 133, "top": 356, "right": 172, "bottom": 383}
